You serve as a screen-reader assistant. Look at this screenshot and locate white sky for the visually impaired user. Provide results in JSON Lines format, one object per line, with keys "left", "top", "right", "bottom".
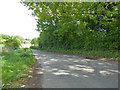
{"left": 0, "top": 0, "right": 39, "bottom": 39}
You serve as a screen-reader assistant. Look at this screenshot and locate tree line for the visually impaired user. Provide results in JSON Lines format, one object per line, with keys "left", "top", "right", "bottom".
{"left": 22, "top": 2, "right": 120, "bottom": 53}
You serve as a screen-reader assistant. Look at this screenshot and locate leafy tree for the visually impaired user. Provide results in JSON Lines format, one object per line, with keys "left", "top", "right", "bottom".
{"left": 31, "top": 37, "right": 39, "bottom": 46}
{"left": 21, "top": 2, "right": 119, "bottom": 52}
{"left": 1, "top": 34, "right": 21, "bottom": 50}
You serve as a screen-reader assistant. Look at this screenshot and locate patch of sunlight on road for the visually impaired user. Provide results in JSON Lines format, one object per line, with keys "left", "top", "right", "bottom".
{"left": 98, "top": 63, "right": 105, "bottom": 65}
{"left": 52, "top": 70, "right": 70, "bottom": 75}
{"left": 50, "top": 58, "right": 58, "bottom": 62}
{"left": 82, "top": 68, "right": 94, "bottom": 73}
{"left": 75, "top": 65, "right": 92, "bottom": 68}
{"left": 47, "top": 68, "right": 58, "bottom": 72}
{"left": 68, "top": 65, "right": 94, "bottom": 73}
{"left": 63, "top": 55, "right": 70, "bottom": 57}
{"left": 53, "top": 72, "right": 70, "bottom": 75}
{"left": 82, "top": 75, "right": 89, "bottom": 77}
{"left": 43, "top": 61, "right": 50, "bottom": 64}
{"left": 42, "top": 55, "right": 47, "bottom": 56}
{"left": 82, "top": 59, "right": 96, "bottom": 62}
{"left": 71, "top": 73, "right": 79, "bottom": 77}
{"left": 73, "top": 60, "right": 80, "bottom": 63}
{"left": 99, "top": 71, "right": 115, "bottom": 76}
{"left": 42, "top": 65, "right": 91, "bottom": 78}
{"left": 69, "top": 59, "right": 89, "bottom": 64}
{"left": 71, "top": 73, "right": 89, "bottom": 78}
{"left": 43, "top": 58, "right": 58, "bottom": 65}
{"left": 37, "top": 72, "right": 44, "bottom": 74}
{"left": 107, "top": 69, "right": 119, "bottom": 73}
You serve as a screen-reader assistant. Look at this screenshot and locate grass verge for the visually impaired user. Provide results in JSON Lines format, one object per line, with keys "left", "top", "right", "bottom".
{"left": 1, "top": 48, "right": 35, "bottom": 88}
{"left": 31, "top": 46, "right": 119, "bottom": 61}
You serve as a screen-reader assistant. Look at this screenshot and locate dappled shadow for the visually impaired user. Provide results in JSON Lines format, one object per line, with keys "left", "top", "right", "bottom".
{"left": 32, "top": 49, "right": 118, "bottom": 88}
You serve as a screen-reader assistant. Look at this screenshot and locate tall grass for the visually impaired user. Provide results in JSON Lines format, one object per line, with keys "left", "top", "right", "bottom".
{"left": 1, "top": 48, "right": 35, "bottom": 88}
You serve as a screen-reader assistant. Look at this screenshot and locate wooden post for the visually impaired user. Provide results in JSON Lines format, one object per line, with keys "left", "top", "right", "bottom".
{"left": 24, "top": 48, "right": 26, "bottom": 53}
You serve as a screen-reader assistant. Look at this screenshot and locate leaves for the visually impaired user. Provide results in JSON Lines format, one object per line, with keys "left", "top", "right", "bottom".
{"left": 21, "top": 1, "right": 119, "bottom": 51}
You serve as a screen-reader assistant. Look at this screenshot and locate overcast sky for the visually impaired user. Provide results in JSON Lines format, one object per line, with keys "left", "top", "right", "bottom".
{"left": 0, "top": 0, "right": 39, "bottom": 39}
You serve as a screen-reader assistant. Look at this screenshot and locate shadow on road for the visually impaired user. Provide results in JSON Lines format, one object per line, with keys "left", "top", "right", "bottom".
{"left": 31, "top": 49, "right": 118, "bottom": 88}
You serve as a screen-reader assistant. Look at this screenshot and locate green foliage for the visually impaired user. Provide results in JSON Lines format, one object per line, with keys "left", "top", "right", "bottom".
{"left": 31, "top": 37, "right": 38, "bottom": 46}
{"left": 0, "top": 34, "right": 11, "bottom": 40}
{"left": 14, "top": 35, "right": 25, "bottom": 43}
{"left": 30, "top": 46, "right": 39, "bottom": 49}
{"left": 1, "top": 48, "right": 35, "bottom": 88}
{"left": 5, "top": 37, "right": 21, "bottom": 50}
{"left": 21, "top": 2, "right": 119, "bottom": 58}
{"left": 1, "top": 34, "right": 22, "bottom": 50}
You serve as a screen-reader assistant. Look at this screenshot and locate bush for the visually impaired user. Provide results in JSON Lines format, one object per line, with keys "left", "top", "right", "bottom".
{"left": 1, "top": 35, "right": 21, "bottom": 51}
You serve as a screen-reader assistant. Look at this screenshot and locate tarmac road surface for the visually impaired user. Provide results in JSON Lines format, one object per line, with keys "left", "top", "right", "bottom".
{"left": 30, "top": 49, "right": 119, "bottom": 88}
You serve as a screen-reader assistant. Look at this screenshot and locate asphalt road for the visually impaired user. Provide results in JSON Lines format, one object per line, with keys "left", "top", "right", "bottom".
{"left": 31, "top": 49, "right": 118, "bottom": 88}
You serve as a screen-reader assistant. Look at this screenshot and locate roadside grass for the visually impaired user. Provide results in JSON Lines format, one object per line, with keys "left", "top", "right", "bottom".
{"left": 1, "top": 48, "right": 35, "bottom": 88}
{"left": 46, "top": 48, "right": 119, "bottom": 58}
{"left": 0, "top": 55, "right": 2, "bottom": 89}
{"left": 30, "top": 46, "right": 119, "bottom": 59}
{"left": 30, "top": 46, "right": 39, "bottom": 50}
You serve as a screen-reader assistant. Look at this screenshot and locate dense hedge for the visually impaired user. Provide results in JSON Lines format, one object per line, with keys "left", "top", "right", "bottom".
{"left": 22, "top": 2, "right": 119, "bottom": 57}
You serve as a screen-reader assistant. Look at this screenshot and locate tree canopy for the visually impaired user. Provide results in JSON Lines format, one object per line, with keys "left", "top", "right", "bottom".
{"left": 21, "top": 2, "right": 120, "bottom": 52}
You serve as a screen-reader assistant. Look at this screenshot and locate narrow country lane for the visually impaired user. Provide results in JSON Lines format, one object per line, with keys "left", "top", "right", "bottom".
{"left": 29, "top": 49, "right": 118, "bottom": 88}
